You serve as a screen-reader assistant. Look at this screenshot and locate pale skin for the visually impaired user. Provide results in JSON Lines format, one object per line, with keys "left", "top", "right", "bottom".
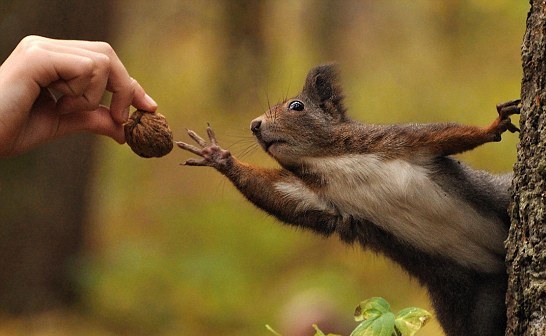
{"left": 0, "top": 35, "right": 158, "bottom": 157}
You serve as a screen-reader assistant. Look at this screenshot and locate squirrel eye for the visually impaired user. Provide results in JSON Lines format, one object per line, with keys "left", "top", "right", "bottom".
{"left": 288, "top": 100, "right": 305, "bottom": 111}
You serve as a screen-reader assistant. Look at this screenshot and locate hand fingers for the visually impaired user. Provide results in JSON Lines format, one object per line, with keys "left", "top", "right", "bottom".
{"left": 49, "top": 51, "right": 109, "bottom": 114}
{"left": 56, "top": 91, "right": 106, "bottom": 116}
{"left": 41, "top": 37, "right": 158, "bottom": 120}
{"left": 39, "top": 41, "right": 125, "bottom": 119}
{"left": 19, "top": 40, "right": 110, "bottom": 104}
{"left": 55, "top": 105, "right": 125, "bottom": 143}
{"left": 40, "top": 53, "right": 99, "bottom": 99}
{"left": 110, "top": 76, "right": 157, "bottom": 124}
{"left": 44, "top": 38, "right": 159, "bottom": 118}
{"left": 48, "top": 51, "right": 109, "bottom": 107}
{"left": 12, "top": 47, "right": 98, "bottom": 115}
{"left": 18, "top": 36, "right": 157, "bottom": 123}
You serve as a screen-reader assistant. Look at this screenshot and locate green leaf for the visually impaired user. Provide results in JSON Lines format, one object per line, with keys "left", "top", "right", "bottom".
{"left": 354, "top": 297, "right": 392, "bottom": 322}
{"left": 350, "top": 312, "right": 396, "bottom": 336}
{"left": 394, "top": 307, "right": 431, "bottom": 336}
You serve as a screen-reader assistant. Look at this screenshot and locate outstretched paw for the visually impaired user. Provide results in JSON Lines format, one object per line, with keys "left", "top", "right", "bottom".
{"left": 488, "top": 99, "right": 521, "bottom": 141}
{"left": 176, "top": 124, "right": 232, "bottom": 170}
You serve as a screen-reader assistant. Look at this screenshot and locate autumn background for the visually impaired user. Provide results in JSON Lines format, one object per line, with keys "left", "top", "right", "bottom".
{"left": 0, "top": 1, "right": 527, "bottom": 335}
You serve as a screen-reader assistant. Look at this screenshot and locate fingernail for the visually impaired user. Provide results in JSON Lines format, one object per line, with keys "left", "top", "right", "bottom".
{"left": 144, "top": 94, "right": 158, "bottom": 110}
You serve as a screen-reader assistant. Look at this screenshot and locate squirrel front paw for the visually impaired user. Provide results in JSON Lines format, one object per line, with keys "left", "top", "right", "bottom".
{"left": 176, "top": 124, "right": 232, "bottom": 170}
{"left": 487, "top": 99, "right": 521, "bottom": 141}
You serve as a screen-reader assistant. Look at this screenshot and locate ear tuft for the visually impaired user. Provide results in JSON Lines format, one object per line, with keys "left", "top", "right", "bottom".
{"left": 302, "top": 64, "right": 346, "bottom": 117}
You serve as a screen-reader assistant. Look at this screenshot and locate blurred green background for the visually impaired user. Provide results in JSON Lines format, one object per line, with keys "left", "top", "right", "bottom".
{"left": 0, "top": 1, "right": 527, "bottom": 335}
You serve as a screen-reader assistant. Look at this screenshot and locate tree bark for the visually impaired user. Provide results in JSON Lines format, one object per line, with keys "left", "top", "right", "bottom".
{"left": 0, "top": 0, "right": 113, "bottom": 314}
{"left": 505, "top": 0, "right": 546, "bottom": 335}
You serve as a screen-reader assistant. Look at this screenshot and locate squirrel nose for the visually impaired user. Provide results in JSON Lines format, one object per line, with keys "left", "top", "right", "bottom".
{"left": 250, "top": 119, "right": 262, "bottom": 134}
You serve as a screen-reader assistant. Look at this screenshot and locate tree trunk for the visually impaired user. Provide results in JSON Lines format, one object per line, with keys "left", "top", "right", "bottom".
{"left": 505, "top": 0, "right": 546, "bottom": 334}
{"left": 0, "top": 0, "right": 113, "bottom": 314}
{"left": 216, "top": 0, "right": 266, "bottom": 107}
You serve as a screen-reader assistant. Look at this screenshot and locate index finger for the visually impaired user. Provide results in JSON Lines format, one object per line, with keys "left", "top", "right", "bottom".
{"left": 110, "top": 76, "right": 158, "bottom": 123}
{"left": 93, "top": 44, "right": 157, "bottom": 122}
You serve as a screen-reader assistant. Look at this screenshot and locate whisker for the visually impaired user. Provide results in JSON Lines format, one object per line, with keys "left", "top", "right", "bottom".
{"left": 225, "top": 128, "right": 251, "bottom": 139}
{"left": 260, "top": 74, "right": 270, "bottom": 119}
{"left": 224, "top": 128, "right": 258, "bottom": 153}
{"left": 227, "top": 138, "right": 255, "bottom": 150}
{"left": 266, "top": 89, "right": 272, "bottom": 119}
{"left": 237, "top": 143, "right": 259, "bottom": 160}
{"left": 284, "top": 71, "right": 293, "bottom": 102}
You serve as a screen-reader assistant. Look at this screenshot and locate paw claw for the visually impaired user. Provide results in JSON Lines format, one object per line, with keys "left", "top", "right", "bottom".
{"left": 185, "top": 158, "right": 207, "bottom": 166}
{"left": 488, "top": 99, "right": 521, "bottom": 140}
{"left": 177, "top": 124, "right": 232, "bottom": 170}
{"left": 496, "top": 99, "right": 521, "bottom": 118}
{"left": 176, "top": 141, "right": 203, "bottom": 156}
{"left": 507, "top": 123, "right": 520, "bottom": 133}
{"left": 187, "top": 129, "right": 207, "bottom": 147}
{"left": 206, "top": 124, "right": 218, "bottom": 145}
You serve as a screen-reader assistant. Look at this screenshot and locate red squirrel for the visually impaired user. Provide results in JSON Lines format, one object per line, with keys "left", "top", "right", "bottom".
{"left": 177, "top": 64, "right": 519, "bottom": 336}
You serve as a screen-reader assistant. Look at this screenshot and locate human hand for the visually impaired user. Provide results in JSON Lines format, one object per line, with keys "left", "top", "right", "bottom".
{"left": 0, "top": 35, "right": 158, "bottom": 157}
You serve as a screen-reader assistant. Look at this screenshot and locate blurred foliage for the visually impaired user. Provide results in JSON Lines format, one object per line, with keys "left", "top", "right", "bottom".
{"left": 0, "top": 0, "right": 528, "bottom": 335}
{"left": 267, "top": 297, "right": 431, "bottom": 336}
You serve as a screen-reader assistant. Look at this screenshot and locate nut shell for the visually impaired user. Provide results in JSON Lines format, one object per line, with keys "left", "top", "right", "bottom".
{"left": 124, "top": 110, "right": 173, "bottom": 158}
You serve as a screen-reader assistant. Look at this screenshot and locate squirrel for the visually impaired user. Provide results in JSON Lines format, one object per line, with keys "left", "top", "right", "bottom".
{"left": 176, "top": 64, "right": 520, "bottom": 336}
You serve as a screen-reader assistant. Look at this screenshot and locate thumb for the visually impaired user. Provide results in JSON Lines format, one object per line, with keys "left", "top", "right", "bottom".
{"left": 56, "top": 106, "right": 126, "bottom": 143}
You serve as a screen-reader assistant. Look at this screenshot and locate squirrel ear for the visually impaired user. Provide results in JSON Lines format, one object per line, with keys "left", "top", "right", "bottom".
{"left": 302, "top": 64, "right": 346, "bottom": 116}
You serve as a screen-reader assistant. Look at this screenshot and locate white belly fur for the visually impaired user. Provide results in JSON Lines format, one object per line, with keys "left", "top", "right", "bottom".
{"left": 295, "top": 154, "right": 507, "bottom": 273}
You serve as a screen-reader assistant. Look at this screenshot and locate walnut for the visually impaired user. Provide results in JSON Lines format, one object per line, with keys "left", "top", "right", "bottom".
{"left": 124, "top": 110, "right": 173, "bottom": 158}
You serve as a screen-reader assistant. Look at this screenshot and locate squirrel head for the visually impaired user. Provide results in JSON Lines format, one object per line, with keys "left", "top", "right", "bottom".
{"left": 251, "top": 64, "right": 349, "bottom": 167}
